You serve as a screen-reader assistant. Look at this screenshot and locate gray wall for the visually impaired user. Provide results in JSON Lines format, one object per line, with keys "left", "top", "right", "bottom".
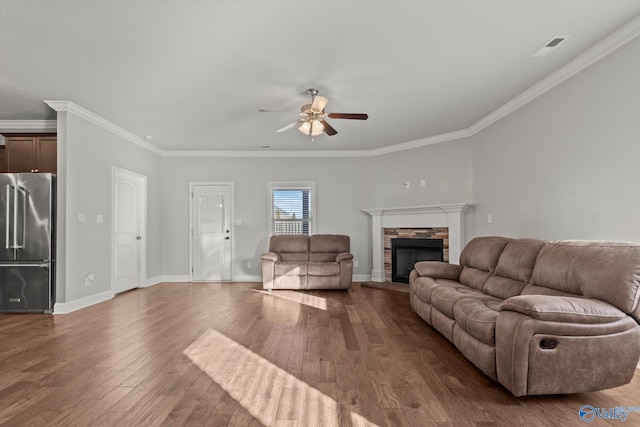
{"left": 367, "top": 139, "right": 473, "bottom": 208}
{"left": 160, "top": 138, "right": 474, "bottom": 279}
{"left": 472, "top": 37, "right": 640, "bottom": 242}
{"left": 58, "top": 112, "right": 162, "bottom": 302}
{"left": 160, "top": 156, "right": 370, "bottom": 278}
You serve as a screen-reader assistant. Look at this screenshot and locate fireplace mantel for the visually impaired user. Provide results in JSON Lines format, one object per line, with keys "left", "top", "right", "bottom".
{"left": 363, "top": 203, "right": 472, "bottom": 282}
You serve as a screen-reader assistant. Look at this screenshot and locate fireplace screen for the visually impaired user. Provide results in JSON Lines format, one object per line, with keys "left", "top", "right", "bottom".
{"left": 391, "top": 238, "right": 444, "bottom": 283}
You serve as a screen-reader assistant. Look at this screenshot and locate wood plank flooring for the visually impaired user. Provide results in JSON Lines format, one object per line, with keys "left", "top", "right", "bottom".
{"left": 1, "top": 282, "right": 639, "bottom": 426}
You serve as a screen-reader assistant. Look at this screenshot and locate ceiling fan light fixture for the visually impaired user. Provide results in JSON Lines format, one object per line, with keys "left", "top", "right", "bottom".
{"left": 298, "top": 120, "right": 324, "bottom": 136}
{"left": 261, "top": 88, "right": 368, "bottom": 139}
{"left": 310, "top": 95, "right": 329, "bottom": 113}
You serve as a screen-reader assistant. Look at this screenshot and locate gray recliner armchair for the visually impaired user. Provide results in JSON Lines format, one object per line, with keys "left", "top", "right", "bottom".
{"left": 261, "top": 234, "right": 353, "bottom": 290}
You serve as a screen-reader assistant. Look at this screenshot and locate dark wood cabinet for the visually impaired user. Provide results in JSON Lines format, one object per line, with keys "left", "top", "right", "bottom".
{"left": 0, "top": 145, "right": 6, "bottom": 173}
{"left": 3, "top": 134, "right": 57, "bottom": 173}
{"left": 35, "top": 136, "right": 57, "bottom": 173}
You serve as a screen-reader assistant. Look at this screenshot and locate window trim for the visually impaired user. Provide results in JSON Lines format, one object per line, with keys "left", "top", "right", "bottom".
{"left": 268, "top": 181, "right": 316, "bottom": 237}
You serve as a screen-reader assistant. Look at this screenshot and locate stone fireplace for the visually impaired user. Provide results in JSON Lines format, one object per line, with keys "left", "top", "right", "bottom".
{"left": 384, "top": 227, "right": 448, "bottom": 282}
{"left": 363, "top": 203, "right": 471, "bottom": 283}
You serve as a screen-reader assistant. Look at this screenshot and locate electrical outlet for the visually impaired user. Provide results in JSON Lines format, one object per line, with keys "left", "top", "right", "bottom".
{"left": 84, "top": 273, "right": 94, "bottom": 286}
{"left": 354, "top": 260, "right": 359, "bottom": 268}
{"left": 488, "top": 214, "right": 493, "bottom": 224}
{"left": 247, "top": 260, "right": 252, "bottom": 269}
{"left": 404, "top": 181, "right": 410, "bottom": 189}
{"left": 420, "top": 179, "right": 426, "bottom": 187}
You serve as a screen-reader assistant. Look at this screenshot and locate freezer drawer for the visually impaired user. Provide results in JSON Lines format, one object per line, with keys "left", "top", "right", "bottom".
{"left": 0, "top": 262, "right": 54, "bottom": 313}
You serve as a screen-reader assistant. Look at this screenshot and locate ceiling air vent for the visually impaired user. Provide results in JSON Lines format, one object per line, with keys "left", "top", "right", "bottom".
{"left": 531, "top": 36, "right": 570, "bottom": 57}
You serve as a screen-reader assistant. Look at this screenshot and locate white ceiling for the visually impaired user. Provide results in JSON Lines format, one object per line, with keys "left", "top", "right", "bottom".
{"left": 1, "top": 1, "right": 639, "bottom": 153}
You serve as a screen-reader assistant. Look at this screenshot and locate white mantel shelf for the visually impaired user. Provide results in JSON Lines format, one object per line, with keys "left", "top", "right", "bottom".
{"left": 364, "top": 203, "right": 472, "bottom": 283}
{"left": 363, "top": 203, "right": 472, "bottom": 216}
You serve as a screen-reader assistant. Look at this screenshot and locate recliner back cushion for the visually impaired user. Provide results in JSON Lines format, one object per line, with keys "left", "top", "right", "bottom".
{"left": 270, "top": 235, "right": 309, "bottom": 262}
{"left": 483, "top": 239, "right": 546, "bottom": 299}
{"left": 531, "top": 241, "right": 640, "bottom": 320}
{"left": 459, "top": 237, "right": 510, "bottom": 290}
{"left": 309, "top": 235, "right": 350, "bottom": 262}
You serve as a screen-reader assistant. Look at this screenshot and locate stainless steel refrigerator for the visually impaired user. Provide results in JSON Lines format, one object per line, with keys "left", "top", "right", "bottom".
{"left": 0, "top": 173, "right": 56, "bottom": 313}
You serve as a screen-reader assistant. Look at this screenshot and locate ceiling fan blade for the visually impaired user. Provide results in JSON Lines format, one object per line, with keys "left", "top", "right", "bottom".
{"left": 320, "top": 120, "right": 338, "bottom": 136}
{"left": 327, "top": 113, "right": 368, "bottom": 120}
{"left": 311, "top": 95, "right": 329, "bottom": 112}
{"left": 276, "top": 120, "right": 302, "bottom": 133}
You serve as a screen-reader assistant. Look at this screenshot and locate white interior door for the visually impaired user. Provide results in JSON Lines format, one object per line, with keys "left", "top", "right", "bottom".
{"left": 191, "top": 184, "right": 232, "bottom": 281}
{"left": 112, "top": 168, "right": 146, "bottom": 293}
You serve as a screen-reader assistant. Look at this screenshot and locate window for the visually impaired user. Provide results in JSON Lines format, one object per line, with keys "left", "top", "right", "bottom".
{"left": 269, "top": 182, "right": 316, "bottom": 236}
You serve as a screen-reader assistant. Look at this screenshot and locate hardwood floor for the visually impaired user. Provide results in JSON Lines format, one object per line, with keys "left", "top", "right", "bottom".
{"left": 1, "top": 282, "right": 639, "bottom": 426}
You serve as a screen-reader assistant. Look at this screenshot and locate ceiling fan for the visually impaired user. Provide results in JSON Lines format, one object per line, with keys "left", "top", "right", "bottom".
{"left": 259, "top": 88, "right": 368, "bottom": 140}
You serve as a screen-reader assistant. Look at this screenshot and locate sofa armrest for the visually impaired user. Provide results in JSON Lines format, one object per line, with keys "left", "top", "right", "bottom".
{"left": 260, "top": 252, "right": 280, "bottom": 263}
{"left": 500, "top": 295, "right": 627, "bottom": 324}
{"left": 336, "top": 252, "right": 353, "bottom": 289}
{"left": 496, "top": 297, "right": 639, "bottom": 396}
{"left": 261, "top": 252, "right": 280, "bottom": 290}
{"left": 414, "top": 261, "right": 462, "bottom": 280}
{"left": 336, "top": 252, "right": 353, "bottom": 262}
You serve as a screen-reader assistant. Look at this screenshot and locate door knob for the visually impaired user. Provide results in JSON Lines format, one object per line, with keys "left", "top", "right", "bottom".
{"left": 136, "top": 236, "right": 142, "bottom": 240}
{"left": 224, "top": 236, "right": 230, "bottom": 240}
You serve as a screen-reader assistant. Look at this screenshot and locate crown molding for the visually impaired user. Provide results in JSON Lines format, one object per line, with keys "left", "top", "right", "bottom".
{"left": 43, "top": 100, "right": 163, "bottom": 155}
{"left": 0, "top": 120, "right": 57, "bottom": 132}
{"left": 366, "top": 129, "right": 474, "bottom": 156}
{"left": 163, "top": 149, "right": 370, "bottom": 158}
{"left": 468, "top": 13, "right": 640, "bottom": 136}
{"left": 164, "top": 129, "right": 473, "bottom": 158}
{"left": 35, "top": 15, "right": 640, "bottom": 159}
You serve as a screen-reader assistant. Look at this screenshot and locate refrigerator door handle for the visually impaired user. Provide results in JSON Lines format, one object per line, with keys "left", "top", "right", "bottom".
{"left": 14, "top": 185, "right": 27, "bottom": 249}
{"left": 0, "top": 263, "right": 49, "bottom": 268}
{"left": 5, "top": 184, "right": 13, "bottom": 249}
{"left": 5, "top": 184, "right": 27, "bottom": 249}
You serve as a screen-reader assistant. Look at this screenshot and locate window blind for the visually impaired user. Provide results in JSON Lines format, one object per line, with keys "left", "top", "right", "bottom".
{"left": 272, "top": 188, "right": 311, "bottom": 235}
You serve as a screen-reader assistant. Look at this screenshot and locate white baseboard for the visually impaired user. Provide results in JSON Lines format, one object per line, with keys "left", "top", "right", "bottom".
{"left": 161, "top": 275, "right": 191, "bottom": 283}
{"left": 146, "top": 274, "right": 370, "bottom": 284}
{"left": 53, "top": 289, "right": 114, "bottom": 314}
{"left": 233, "top": 274, "right": 261, "bottom": 282}
{"left": 142, "top": 276, "right": 163, "bottom": 287}
{"left": 369, "top": 269, "right": 384, "bottom": 282}
{"left": 233, "top": 274, "right": 370, "bottom": 283}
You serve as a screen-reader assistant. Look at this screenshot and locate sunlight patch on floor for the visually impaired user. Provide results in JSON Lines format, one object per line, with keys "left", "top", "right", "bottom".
{"left": 184, "top": 329, "right": 379, "bottom": 427}
{"left": 252, "top": 289, "right": 328, "bottom": 311}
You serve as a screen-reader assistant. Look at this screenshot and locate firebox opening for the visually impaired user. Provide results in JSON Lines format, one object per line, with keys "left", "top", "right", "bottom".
{"left": 391, "top": 238, "right": 444, "bottom": 284}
